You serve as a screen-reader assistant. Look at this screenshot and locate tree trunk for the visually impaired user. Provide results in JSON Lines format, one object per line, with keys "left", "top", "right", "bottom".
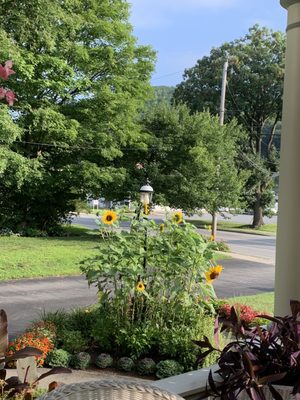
{"left": 211, "top": 212, "right": 217, "bottom": 240}
{"left": 252, "top": 186, "right": 264, "bottom": 228}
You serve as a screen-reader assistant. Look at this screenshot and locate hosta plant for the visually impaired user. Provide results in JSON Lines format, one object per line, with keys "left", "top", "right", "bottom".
{"left": 196, "top": 300, "right": 300, "bottom": 400}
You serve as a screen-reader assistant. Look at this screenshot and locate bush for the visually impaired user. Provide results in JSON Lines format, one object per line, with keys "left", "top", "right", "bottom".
{"left": 67, "top": 308, "right": 96, "bottom": 341}
{"left": 95, "top": 353, "right": 113, "bottom": 369}
{"left": 136, "top": 358, "right": 156, "bottom": 375}
{"left": 60, "top": 330, "right": 87, "bottom": 354}
{"left": 156, "top": 360, "right": 184, "bottom": 379}
{"left": 117, "top": 357, "right": 135, "bottom": 372}
{"left": 40, "top": 310, "right": 71, "bottom": 339}
{"left": 7, "top": 331, "right": 54, "bottom": 367}
{"left": 207, "top": 240, "right": 230, "bottom": 252}
{"left": 46, "top": 349, "right": 70, "bottom": 367}
{"left": 70, "top": 352, "right": 91, "bottom": 370}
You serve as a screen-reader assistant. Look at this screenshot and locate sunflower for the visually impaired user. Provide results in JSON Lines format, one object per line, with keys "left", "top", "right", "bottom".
{"left": 172, "top": 211, "right": 183, "bottom": 224}
{"left": 136, "top": 281, "right": 145, "bottom": 292}
{"left": 102, "top": 210, "right": 117, "bottom": 225}
{"left": 205, "top": 265, "right": 223, "bottom": 284}
{"left": 209, "top": 234, "right": 215, "bottom": 242}
{"left": 160, "top": 223, "right": 165, "bottom": 233}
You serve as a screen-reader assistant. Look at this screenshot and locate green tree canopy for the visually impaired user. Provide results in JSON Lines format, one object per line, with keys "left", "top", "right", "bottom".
{"left": 129, "top": 103, "right": 245, "bottom": 214}
{"left": 0, "top": 0, "right": 155, "bottom": 233}
{"left": 173, "top": 25, "right": 285, "bottom": 227}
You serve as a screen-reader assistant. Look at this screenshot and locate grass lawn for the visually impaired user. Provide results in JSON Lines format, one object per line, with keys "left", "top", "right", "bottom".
{"left": 0, "top": 225, "right": 229, "bottom": 280}
{"left": 0, "top": 225, "right": 100, "bottom": 280}
{"left": 226, "top": 292, "right": 274, "bottom": 314}
{"left": 189, "top": 219, "right": 276, "bottom": 235}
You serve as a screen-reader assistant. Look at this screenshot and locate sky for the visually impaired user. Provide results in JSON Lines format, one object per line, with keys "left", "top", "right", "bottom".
{"left": 129, "top": 0, "right": 287, "bottom": 87}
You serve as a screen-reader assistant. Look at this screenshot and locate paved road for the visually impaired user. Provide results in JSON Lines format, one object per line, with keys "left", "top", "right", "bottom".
{"left": 1, "top": 214, "right": 276, "bottom": 337}
{"left": 1, "top": 276, "right": 98, "bottom": 338}
{"left": 214, "top": 258, "right": 274, "bottom": 298}
{"left": 0, "top": 257, "right": 274, "bottom": 338}
{"left": 73, "top": 214, "right": 276, "bottom": 263}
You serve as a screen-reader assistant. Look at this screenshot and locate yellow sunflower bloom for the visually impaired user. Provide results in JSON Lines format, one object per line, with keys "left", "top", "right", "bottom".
{"left": 209, "top": 234, "right": 215, "bottom": 242}
{"left": 172, "top": 211, "right": 183, "bottom": 224}
{"left": 160, "top": 223, "right": 165, "bottom": 233}
{"left": 102, "top": 210, "right": 117, "bottom": 225}
{"left": 136, "top": 281, "right": 145, "bottom": 292}
{"left": 205, "top": 265, "right": 223, "bottom": 284}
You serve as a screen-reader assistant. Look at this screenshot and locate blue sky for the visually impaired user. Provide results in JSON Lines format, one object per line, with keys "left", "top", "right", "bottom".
{"left": 129, "top": 0, "right": 287, "bottom": 86}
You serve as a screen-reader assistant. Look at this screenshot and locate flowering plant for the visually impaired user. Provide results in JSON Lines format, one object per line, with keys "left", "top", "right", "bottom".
{"left": 0, "top": 60, "right": 16, "bottom": 106}
{"left": 8, "top": 331, "right": 54, "bottom": 367}
{"left": 82, "top": 211, "right": 223, "bottom": 366}
{"left": 218, "top": 302, "right": 258, "bottom": 326}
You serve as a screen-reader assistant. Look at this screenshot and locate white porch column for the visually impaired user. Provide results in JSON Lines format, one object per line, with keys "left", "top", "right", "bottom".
{"left": 275, "top": 0, "right": 300, "bottom": 315}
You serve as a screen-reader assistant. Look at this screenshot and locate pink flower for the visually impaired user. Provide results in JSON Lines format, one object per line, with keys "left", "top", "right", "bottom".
{"left": 0, "top": 87, "right": 6, "bottom": 99}
{"left": 5, "top": 90, "right": 16, "bottom": 106}
{"left": 0, "top": 60, "right": 15, "bottom": 81}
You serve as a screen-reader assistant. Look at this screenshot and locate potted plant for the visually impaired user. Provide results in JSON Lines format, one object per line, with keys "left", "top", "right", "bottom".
{"left": 195, "top": 300, "right": 300, "bottom": 400}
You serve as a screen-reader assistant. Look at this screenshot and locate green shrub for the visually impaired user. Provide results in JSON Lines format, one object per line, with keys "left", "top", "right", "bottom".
{"left": 70, "top": 352, "right": 91, "bottom": 370}
{"left": 117, "top": 357, "right": 135, "bottom": 372}
{"left": 46, "top": 349, "right": 70, "bottom": 367}
{"left": 68, "top": 308, "right": 97, "bottom": 341}
{"left": 115, "top": 323, "right": 158, "bottom": 359}
{"left": 156, "top": 360, "right": 184, "bottom": 379}
{"left": 91, "top": 305, "right": 119, "bottom": 351}
{"left": 40, "top": 310, "right": 71, "bottom": 339}
{"left": 60, "top": 330, "right": 87, "bottom": 354}
{"left": 136, "top": 358, "right": 156, "bottom": 375}
{"left": 207, "top": 240, "right": 230, "bottom": 252}
{"left": 95, "top": 353, "right": 114, "bottom": 369}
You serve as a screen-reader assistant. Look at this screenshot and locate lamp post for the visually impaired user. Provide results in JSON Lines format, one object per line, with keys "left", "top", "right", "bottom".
{"left": 139, "top": 180, "right": 154, "bottom": 271}
{"left": 139, "top": 179, "right": 154, "bottom": 215}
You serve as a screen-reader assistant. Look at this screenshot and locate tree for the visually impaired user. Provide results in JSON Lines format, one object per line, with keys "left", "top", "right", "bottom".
{"left": 0, "top": 0, "right": 155, "bottom": 233}
{"left": 129, "top": 103, "right": 245, "bottom": 225}
{"left": 173, "top": 25, "right": 285, "bottom": 228}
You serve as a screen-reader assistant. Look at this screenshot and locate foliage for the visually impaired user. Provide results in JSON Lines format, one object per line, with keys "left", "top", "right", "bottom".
{"left": 0, "top": 309, "right": 71, "bottom": 399}
{"left": 207, "top": 239, "right": 230, "bottom": 253}
{"left": 196, "top": 300, "right": 300, "bottom": 400}
{"left": 81, "top": 212, "right": 222, "bottom": 370}
{"left": 95, "top": 353, "right": 113, "bottom": 369}
{"left": 136, "top": 358, "right": 156, "bottom": 375}
{"left": 117, "top": 357, "right": 135, "bottom": 372}
{"left": 59, "top": 330, "right": 87, "bottom": 354}
{"left": 46, "top": 349, "right": 70, "bottom": 368}
{"left": 7, "top": 331, "right": 54, "bottom": 367}
{"left": 156, "top": 360, "right": 184, "bottom": 379}
{"left": 217, "top": 302, "right": 271, "bottom": 328}
{"left": 148, "top": 86, "right": 175, "bottom": 106}
{"left": 69, "top": 352, "right": 91, "bottom": 370}
{"left": 82, "top": 212, "right": 221, "bottom": 364}
{"left": 173, "top": 25, "right": 285, "bottom": 228}
{"left": 0, "top": 0, "right": 155, "bottom": 233}
{"left": 133, "top": 103, "right": 246, "bottom": 215}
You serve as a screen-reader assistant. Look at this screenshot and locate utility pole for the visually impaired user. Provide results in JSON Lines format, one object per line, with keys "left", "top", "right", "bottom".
{"left": 211, "top": 57, "right": 228, "bottom": 240}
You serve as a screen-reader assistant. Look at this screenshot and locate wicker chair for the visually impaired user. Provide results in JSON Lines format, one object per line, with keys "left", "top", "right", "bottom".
{"left": 37, "top": 379, "right": 185, "bottom": 400}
